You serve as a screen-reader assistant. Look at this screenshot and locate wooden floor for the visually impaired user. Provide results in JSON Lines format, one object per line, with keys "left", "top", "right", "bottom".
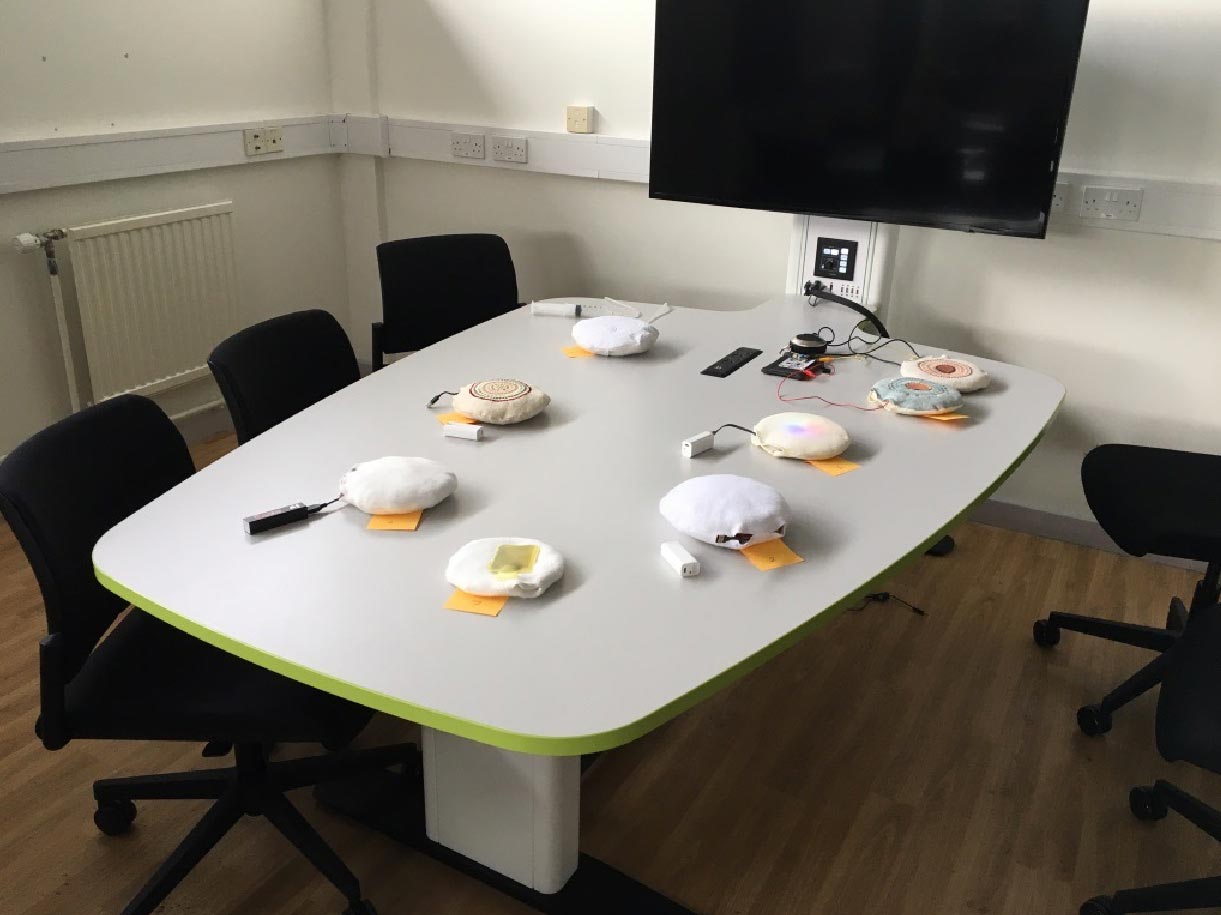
{"left": 2, "top": 432, "right": 1218, "bottom": 914}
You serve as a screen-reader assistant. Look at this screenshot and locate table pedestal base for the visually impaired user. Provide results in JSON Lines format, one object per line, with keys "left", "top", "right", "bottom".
{"left": 314, "top": 747, "right": 694, "bottom": 915}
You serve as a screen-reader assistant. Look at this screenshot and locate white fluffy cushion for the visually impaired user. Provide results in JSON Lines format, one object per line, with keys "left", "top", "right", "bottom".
{"left": 452, "top": 379, "right": 550, "bottom": 424}
{"left": 659, "top": 474, "right": 789, "bottom": 551}
{"left": 900, "top": 356, "right": 991, "bottom": 392}
{"left": 572, "top": 315, "right": 659, "bottom": 356}
{"left": 752, "top": 412, "right": 850, "bottom": 461}
{"left": 445, "top": 538, "right": 564, "bottom": 598}
{"left": 341, "top": 456, "right": 456, "bottom": 515}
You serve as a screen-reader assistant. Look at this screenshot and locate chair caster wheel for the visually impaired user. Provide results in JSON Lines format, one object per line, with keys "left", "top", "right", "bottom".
{"left": 1033, "top": 619, "right": 1061, "bottom": 647}
{"left": 1081, "top": 896, "right": 1117, "bottom": 915}
{"left": 94, "top": 799, "right": 137, "bottom": 836}
{"left": 1130, "top": 786, "right": 1168, "bottom": 821}
{"left": 1167, "top": 597, "right": 1188, "bottom": 632}
{"left": 343, "top": 901, "right": 378, "bottom": 915}
{"left": 1077, "top": 704, "right": 1112, "bottom": 737}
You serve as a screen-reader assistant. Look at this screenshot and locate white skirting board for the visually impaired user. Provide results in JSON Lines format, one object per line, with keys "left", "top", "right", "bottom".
{"left": 5, "top": 114, "right": 1220, "bottom": 243}
{"left": 968, "top": 499, "right": 1205, "bottom": 573}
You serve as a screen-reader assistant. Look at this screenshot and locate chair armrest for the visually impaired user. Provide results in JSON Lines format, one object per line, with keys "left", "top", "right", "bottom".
{"left": 37, "top": 633, "right": 69, "bottom": 750}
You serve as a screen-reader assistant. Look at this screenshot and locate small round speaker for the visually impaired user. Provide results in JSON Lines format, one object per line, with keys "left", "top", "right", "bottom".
{"left": 790, "top": 333, "right": 829, "bottom": 356}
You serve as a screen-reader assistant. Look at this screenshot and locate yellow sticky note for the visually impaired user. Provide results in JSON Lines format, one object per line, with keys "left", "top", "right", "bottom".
{"left": 922, "top": 412, "right": 969, "bottom": 422}
{"left": 741, "top": 539, "right": 805, "bottom": 571}
{"left": 444, "top": 589, "right": 508, "bottom": 617}
{"left": 808, "top": 457, "right": 860, "bottom": 477}
{"left": 562, "top": 345, "right": 595, "bottom": 359}
{"left": 367, "top": 510, "right": 423, "bottom": 531}
{"left": 435, "top": 412, "right": 478, "bottom": 425}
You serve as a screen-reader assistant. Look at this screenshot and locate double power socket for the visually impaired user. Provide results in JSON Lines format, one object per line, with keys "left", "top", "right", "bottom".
{"left": 451, "top": 132, "right": 528, "bottom": 164}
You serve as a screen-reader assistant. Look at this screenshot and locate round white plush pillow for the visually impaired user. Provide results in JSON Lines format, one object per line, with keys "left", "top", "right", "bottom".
{"left": 659, "top": 474, "right": 789, "bottom": 551}
{"left": 752, "top": 412, "right": 850, "bottom": 461}
{"left": 452, "top": 379, "right": 550, "bottom": 424}
{"left": 445, "top": 538, "right": 564, "bottom": 598}
{"left": 900, "top": 356, "right": 990, "bottom": 392}
{"left": 341, "top": 456, "right": 456, "bottom": 515}
{"left": 572, "top": 315, "right": 659, "bottom": 356}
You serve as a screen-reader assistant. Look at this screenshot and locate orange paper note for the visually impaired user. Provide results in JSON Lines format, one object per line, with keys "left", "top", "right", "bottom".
{"left": 367, "top": 510, "right": 423, "bottom": 531}
{"left": 444, "top": 589, "right": 508, "bottom": 617}
{"left": 922, "top": 412, "right": 969, "bottom": 422}
{"left": 435, "top": 412, "right": 478, "bottom": 425}
{"left": 562, "top": 345, "right": 595, "bottom": 359}
{"left": 808, "top": 457, "right": 860, "bottom": 477}
{"left": 741, "top": 539, "right": 805, "bottom": 571}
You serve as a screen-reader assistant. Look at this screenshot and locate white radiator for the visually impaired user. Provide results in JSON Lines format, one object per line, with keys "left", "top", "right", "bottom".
{"left": 61, "top": 202, "right": 242, "bottom": 405}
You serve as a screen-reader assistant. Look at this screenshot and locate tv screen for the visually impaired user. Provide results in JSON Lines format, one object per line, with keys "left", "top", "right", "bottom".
{"left": 649, "top": 0, "right": 1090, "bottom": 237}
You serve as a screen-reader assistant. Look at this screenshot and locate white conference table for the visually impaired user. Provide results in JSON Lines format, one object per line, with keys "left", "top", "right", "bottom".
{"left": 95, "top": 294, "right": 1062, "bottom": 913}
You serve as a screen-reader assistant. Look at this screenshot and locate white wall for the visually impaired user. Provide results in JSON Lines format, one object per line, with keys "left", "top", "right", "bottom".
{"left": 0, "top": 0, "right": 331, "bottom": 141}
{"left": 382, "top": 159, "right": 791, "bottom": 308}
{"left": 1059, "top": 0, "right": 1221, "bottom": 182}
{"left": 0, "top": 1, "right": 347, "bottom": 455}
{"left": 376, "top": 1, "right": 655, "bottom": 137}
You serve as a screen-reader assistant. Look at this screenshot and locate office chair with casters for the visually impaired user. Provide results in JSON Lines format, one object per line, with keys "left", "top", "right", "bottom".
{"left": 1033, "top": 445, "right": 1221, "bottom": 736}
{"left": 372, "top": 233, "right": 518, "bottom": 369}
{"left": 0, "top": 395, "right": 411, "bottom": 915}
{"left": 209, "top": 309, "right": 360, "bottom": 444}
{"left": 1081, "top": 601, "right": 1221, "bottom": 915}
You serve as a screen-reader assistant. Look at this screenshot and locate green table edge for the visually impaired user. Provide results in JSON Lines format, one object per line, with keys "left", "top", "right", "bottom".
{"left": 94, "top": 412, "right": 1057, "bottom": 757}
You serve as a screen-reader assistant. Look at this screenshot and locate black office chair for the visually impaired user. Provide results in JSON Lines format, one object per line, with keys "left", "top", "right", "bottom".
{"left": 1082, "top": 601, "right": 1221, "bottom": 914}
{"left": 372, "top": 233, "right": 518, "bottom": 369}
{"left": 0, "top": 395, "right": 410, "bottom": 915}
{"left": 209, "top": 309, "right": 360, "bottom": 444}
{"left": 1034, "top": 445, "right": 1221, "bottom": 735}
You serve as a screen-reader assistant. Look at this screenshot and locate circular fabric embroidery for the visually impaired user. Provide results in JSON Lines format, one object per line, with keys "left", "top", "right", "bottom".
{"left": 868, "top": 376, "right": 964, "bottom": 415}
{"left": 469, "top": 379, "right": 531, "bottom": 402}
{"left": 900, "top": 356, "right": 990, "bottom": 392}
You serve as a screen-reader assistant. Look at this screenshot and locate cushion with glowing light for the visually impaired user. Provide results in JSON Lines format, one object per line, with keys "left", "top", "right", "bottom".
{"left": 341, "top": 456, "right": 456, "bottom": 515}
{"left": 452, "top": 379, "right": 550, "bottom": 424}
{"left": 752, "top": 412, "right": 850, "bottom": 461}
{"left": 867, "top": 377, "right": 963, "bottom": 415}
{"left": 572, "top": 315, "right": 659, "bottom": 356}
{"left": 900, "top": 356, "right": 990, "bottom": 392}
{"left": 445, "top": 538, "right": 564, "bottom": 598}
{"left": 659, "top": 474, "right": 790, "bottom": 551}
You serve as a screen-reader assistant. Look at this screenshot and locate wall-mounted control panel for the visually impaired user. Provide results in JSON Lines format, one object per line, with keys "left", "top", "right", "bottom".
{"left": 813, "top": 237, "right": 858, "bottom": 281}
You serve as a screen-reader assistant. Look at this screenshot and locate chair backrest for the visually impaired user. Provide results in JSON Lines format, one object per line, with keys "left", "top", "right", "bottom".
{"left": 1156, "top": 602, "right": 1221, "bottom": 774}
{"left": 0, "top": 395, "right": 194, "bottom": 683}
{"left": 208, "top": 309, "right": 359, "bottom": 444}
{"left": 376, "top": 233, "right": 518, "bottom": 353}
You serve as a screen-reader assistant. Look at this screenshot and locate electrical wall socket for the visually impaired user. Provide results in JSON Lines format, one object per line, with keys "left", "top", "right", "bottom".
{"left": 1051, "top": 180, "right": 1070, "bottom": 212}
{"left": 815, "top": 279, "right": 863, "bottom": 302}
{"left": 243, "top": 126, "right": 284, "bottom": 156}
{"left": 490, "top": 135, "right": 528, "bottom": 163}
{"left": 1080, "top": 186, "right": 1143, "bottom": 221}
{"left": 566, "top": 105, "right": 595, "bottom": 134}
{"left": 451, "top": 132, "right": 485, "bottom": 159}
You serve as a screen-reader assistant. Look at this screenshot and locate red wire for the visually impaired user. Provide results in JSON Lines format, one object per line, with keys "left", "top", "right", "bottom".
{"left": 776, "top": 368, "right": 884, "bottom": 412}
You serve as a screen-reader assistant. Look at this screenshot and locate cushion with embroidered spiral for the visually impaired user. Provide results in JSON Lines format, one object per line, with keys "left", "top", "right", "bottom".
{"left": 868, "top": 377, "right": 964, "bottom": 415}
{"left": 452, "top": 379, "right": 550, "bottom": 424}
{"left": 900, "top": 356, "right": 990, "bottom": 392}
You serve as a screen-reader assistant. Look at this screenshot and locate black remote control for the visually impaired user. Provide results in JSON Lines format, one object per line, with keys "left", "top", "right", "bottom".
{"left": 702, "top": 347, "right": 762, "bottom": 378}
